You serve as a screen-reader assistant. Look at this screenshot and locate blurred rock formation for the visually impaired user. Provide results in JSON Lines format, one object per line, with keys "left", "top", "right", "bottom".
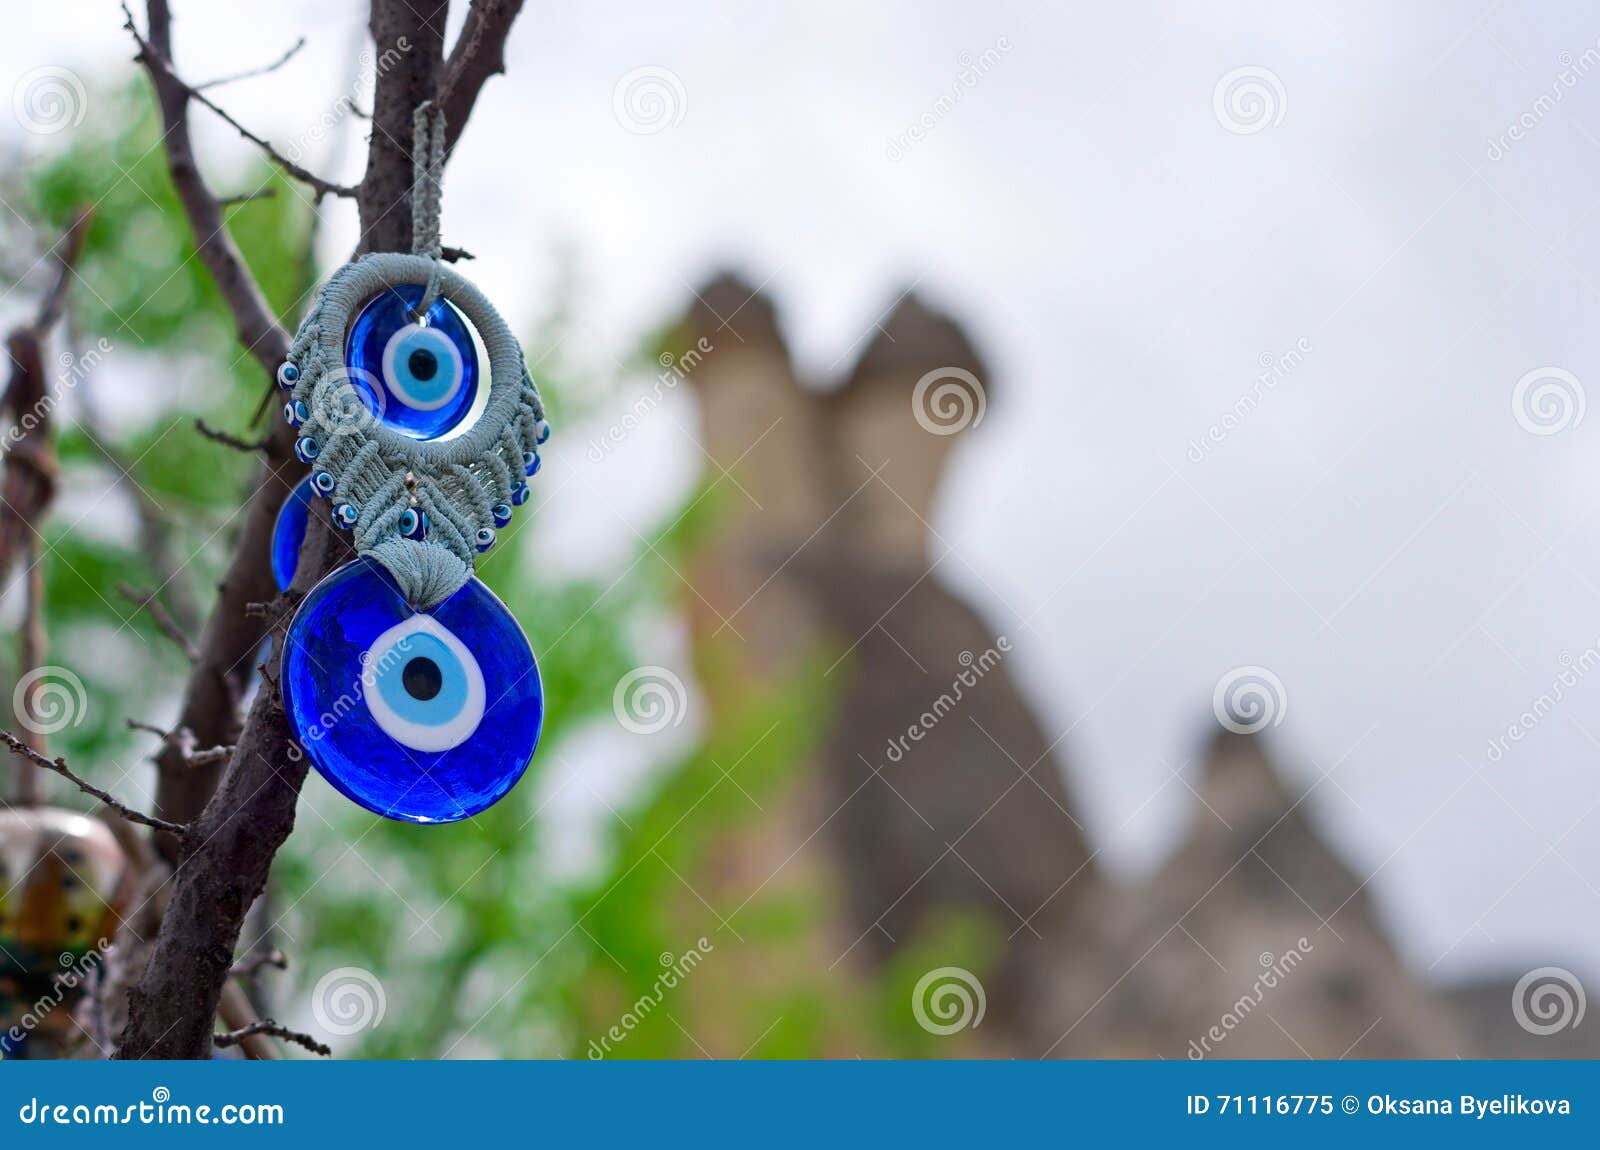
{"left": 673, "top": 272, "right": 1593, "bottom": 1059}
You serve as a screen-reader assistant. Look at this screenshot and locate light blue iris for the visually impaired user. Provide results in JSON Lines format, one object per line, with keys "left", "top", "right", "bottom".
{"left": 387, "top": 327, "right": 461, "bottom": 408}
{"left": 371, "top": 632, "right": 468, "bottom": 727}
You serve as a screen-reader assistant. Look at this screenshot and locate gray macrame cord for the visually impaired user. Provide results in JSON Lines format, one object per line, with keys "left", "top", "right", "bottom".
{"left": 277, "top": 106, "right": 548, "bottom": 610}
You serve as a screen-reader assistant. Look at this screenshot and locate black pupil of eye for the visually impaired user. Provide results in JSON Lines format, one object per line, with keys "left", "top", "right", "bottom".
{"left": 402, "top": 656, "right": 443, "bottom": 701}
{"left": 408, "top": 347, "right": 438, "bottom": 381}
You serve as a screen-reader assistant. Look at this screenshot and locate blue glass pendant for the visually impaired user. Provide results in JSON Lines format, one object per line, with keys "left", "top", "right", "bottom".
{"left": 345, "top": 284, "right": 482, "bottom": 441}
{"left": 270, "top": 475, "right": 319, "bottom": 591}
{"left": 280, "top": 557, "right": 542, "bottom": 823}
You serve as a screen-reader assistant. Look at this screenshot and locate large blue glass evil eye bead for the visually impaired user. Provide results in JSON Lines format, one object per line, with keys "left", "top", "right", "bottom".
{"left": 345, "top": 284, "right": 481, "bottom": 441}
{"left": 270, "top": 476, "right": 320, "bottom": 591}
{"left": 280, "top": 557, "right": 543, "bottom": 823}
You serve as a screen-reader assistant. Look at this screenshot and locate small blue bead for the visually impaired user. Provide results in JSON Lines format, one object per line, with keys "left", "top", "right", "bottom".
{"left": 535, "top": 419, "right": 551, "bottom": 445}
{"left": 276, "top": 362, "right": 299, "bottom": 390}
{"left": 312, "top": 470, "right": 336, "bottom": 496}
{"left": 475, "top": 528, "right": 496, "bottom": 553}
{"left": 491, "top": 503, "right": 512, "bottom": 528}
{"left": 522, "top": 451, "right": 541, "bottom": 477}
{"left": 511, "top": 481, "right": 529, "bottom": 507}
{"left": 332, "top": 503, "right": 358, "bottom": 529}
{"left": 400, "top": 508, "right": 428, "bottom": 541}
{"left": 294, "top": 437, "right": 320, "bottom": 463}
{"left": 284, "top": 400, "right": 308, "bottom": 427}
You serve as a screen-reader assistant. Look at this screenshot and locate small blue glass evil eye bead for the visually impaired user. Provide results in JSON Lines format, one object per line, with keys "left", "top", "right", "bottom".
{"left": 521, "top": 450, "right": 541, "bottom": 477}
{"left": 344, "top": 284, "right": 482, "bottom": 441}
{"left": 294, "top": 436, "right": 319, "bottom": 463}
{"left": 475, "top": 527, "right": 496, "bottom": 553}
{"left": 311, "top": 470, "right": 336, "bottom": 497}
{"left": 510, "top": 480, "right": 529, "bottom": 507}
{"left": 332, "top": 502, "right": 359, "bottom": 530}
{"left": 283, "top": 400, "right": 308, "bottom": 427}
{"left": 270, "top": 476, "right": 319, "bottom": 591}
{"left": 491, "top": 503, "right": 512, "bottom": 528}
{"left": 535, "top": 419, "right": 550, "bottom": 445}
{"left": 276, "top": 361, "right": 299, "bottom": 390}
{"left": 280, "top": 557, "right": 543, "bottom": 823}
{"left": 399, "top": 507, "right": 427, "bottom": 541}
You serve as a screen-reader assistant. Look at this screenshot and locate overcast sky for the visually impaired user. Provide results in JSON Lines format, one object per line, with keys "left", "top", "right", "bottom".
{"left": 6, "top": 1, "right": 1600, "bottom": 984}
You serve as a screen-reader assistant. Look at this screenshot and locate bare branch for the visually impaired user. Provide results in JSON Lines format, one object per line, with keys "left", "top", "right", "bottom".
{"left": 214, "top": 1019, "right": 330, "bottom": 1057}
{"left": 195, "top": 417, "right": 271, "bottom": 454}
{"left": 118, "top": 582, "right": 199, "bottom": 661}
{"left": 440, "top": 0, "right": 525, "bottom": 157}
{"left": 0, "top": 730, "right": 188, "bottom": 837}
{"left": 218, "top": 188, "right": 278, "bottom": 207}
{"left": 231, "top": 948, "right": 288, "bottom": 978}
{"left": 195, "top": 38, "right": 307, "bottom": 91}
{"left": 123, "top": 0, "right": 292, "bottom": 377}
{"left": 124, "top": 12, "right": 355, "bottom": 201}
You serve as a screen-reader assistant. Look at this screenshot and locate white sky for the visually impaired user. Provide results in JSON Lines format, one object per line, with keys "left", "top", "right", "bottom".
{"left": 6, "top": 1, "right": 1600, "bottom": 985}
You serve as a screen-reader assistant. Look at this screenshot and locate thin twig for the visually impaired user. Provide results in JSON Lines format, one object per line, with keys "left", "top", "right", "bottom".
{"left": 0, "top": 730, "right": 187, "bottom": 836}
{"left": 194, "top": 38, "right": 307, "bottom": 91}
{"left": 117, "top": 582, "right": 198, "bottom": 661}
{"left": 125, "top": 717, "right": 168, "bottom": 738}
{"left": 213, "top": 1020, "right": 330, "bottom": 1057}
{"left": 231, "top": 948, "right": 288, "bottom": 978}
{"left": 123, "top": 9, "right": 355, "bottom": 200}
{"left": 195, "top": 417, "right": 270, "bottom": 454}
{"left": 218, "top": 188, "right": 278, "bottom": 207}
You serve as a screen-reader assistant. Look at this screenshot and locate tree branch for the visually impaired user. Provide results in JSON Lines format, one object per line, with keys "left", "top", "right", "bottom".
{"left": 123, "top": 0, "right": 293, "bottom": 377}
{"left": 194, "top": 38, "right": 307, "bottom": 91}
{"left": 0, "top": 731, "right": 188, "bottom": 836}
{"left": 439, "top": 0, "right": 524, "bottom": 157}
{"left": 213, "top": 1019, "right": 330, "bottom": 1057}
{"left": 118, "top": 582, "right": 199, "bottom": 662}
